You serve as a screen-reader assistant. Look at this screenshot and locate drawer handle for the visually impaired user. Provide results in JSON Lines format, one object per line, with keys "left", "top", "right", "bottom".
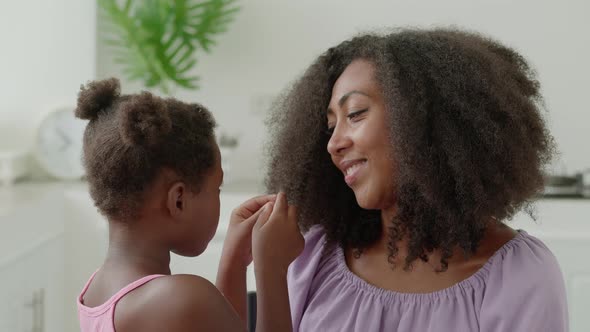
{"left": 24, "top": 288, "right": 44, "bottom": 332}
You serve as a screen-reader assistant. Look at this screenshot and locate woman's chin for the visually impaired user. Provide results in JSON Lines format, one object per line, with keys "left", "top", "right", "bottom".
{"left": 353, "top": 188, "right": 396, "bottom": 211}
{"left": 354, "top": 192, "right": 378, "bottom": 210}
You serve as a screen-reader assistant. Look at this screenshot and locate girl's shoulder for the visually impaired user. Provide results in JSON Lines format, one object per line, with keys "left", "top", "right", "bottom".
{"left": 115, "top": 274, "right": 243, "bottom": 331}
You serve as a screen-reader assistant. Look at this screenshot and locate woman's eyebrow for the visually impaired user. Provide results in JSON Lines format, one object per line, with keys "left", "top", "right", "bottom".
{"left": 327, "top": 90, "right": 370, "bottom": 114}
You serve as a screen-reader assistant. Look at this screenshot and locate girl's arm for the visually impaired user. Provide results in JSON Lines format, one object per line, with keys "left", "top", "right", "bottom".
{"left": 252, "top": 192, "right": 305, "bottom": 332}
{"left": 217, "top": 195, "right": 276, "bottom": 324}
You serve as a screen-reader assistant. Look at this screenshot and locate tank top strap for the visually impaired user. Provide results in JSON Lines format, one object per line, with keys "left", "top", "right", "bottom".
{"left": 108, "top": 274, "right": 166, "bottom": 304}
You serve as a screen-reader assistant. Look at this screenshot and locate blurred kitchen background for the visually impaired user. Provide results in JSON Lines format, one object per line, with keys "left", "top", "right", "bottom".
{"left": 1, "top": 1, "right": 589, "bottom": 331}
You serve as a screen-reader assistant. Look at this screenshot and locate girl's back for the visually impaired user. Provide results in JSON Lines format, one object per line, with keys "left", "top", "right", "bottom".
{"left": 78, "top": 270, "right": 244, "bottom": 332}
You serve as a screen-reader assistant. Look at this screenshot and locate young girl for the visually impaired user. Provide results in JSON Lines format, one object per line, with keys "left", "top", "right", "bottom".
{"left": 75, "top": 78, "right": 302, "bottom": 332}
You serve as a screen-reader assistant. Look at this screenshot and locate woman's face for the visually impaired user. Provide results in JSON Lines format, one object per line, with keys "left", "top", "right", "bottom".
{"left": 326, "top": 59, "right": 397, "bottom": 210}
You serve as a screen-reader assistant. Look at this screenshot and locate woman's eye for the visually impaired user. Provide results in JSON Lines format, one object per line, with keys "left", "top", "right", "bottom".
{"left": 347, "top": 109, "right": 367, "bottom": 120}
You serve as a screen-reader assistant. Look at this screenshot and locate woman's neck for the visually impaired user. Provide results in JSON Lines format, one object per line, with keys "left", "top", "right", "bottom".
{"left": 376, "top": 204, "right": 464, "bottom": 266}
{"left": 375, "top": 207, "right": 515, "bottom": 268}
{"left": 104, "top": 221, "right": 172, "bottom": 276}
{"left": 378, "top": 204, "right": 399, "bottom": 245}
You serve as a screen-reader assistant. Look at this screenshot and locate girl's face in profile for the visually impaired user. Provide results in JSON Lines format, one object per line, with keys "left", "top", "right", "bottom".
{"left": 326, "top": 59, "right": 397, "bottom": 210}
{"left": 173, "top": 142, "right": 223, "bottom": 256}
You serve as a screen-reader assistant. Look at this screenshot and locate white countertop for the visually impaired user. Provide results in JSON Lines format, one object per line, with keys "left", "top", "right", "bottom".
{"left": 1, "top": 181, "right": 589, "bottom": 265}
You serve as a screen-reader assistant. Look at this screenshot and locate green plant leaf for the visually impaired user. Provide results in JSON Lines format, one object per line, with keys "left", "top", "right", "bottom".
{"left": 188, "top": 0, "right": 240, "bottom": 52}
{"left": 98, "top": 0, "right": 239, "bottom": 93}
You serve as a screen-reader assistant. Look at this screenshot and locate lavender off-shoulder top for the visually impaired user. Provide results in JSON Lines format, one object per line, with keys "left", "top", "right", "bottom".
{"left": 287, "top": 226, "right": 568, "bottom": 332}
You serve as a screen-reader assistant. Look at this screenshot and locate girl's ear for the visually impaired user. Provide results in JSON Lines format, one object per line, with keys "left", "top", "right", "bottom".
{"left": 167, "top": 181, "right": 186, "bottom": 218}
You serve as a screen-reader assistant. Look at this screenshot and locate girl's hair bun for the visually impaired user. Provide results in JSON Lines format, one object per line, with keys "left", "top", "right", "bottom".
{"left": 118, "top": 92, "right": 172, "bottom": 148}
{"left": 75, "top": 78, "right": 121, "bottom": 120}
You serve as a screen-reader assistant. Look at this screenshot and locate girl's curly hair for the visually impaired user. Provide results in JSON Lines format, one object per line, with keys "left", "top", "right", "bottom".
{"left": 76, "top": 78, "right": 217, "bottom": 221}
{"left": 265, "top": 28, "right": 555, "bottom": 270}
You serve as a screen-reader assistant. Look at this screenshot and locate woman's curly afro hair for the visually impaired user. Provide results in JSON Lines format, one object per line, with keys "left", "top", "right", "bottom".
{"left": 265, "top": 28, "right": 555, "bottom": 270}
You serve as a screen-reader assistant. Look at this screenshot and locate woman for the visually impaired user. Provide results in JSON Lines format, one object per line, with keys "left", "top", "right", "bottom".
{"left": 265, "top": 28, "right": 568, "bottom": 331}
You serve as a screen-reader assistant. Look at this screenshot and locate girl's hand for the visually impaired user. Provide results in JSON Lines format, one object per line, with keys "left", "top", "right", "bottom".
{"left": 252, "top": 192, "right": 304, "bottom": 273}
{"left": 220, "top": 194, "right": 276, "bottom": 269}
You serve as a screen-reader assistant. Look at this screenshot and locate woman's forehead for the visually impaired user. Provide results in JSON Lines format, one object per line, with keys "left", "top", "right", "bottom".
{"left": 328, "top": 60, "right": 380, "bottom": 110}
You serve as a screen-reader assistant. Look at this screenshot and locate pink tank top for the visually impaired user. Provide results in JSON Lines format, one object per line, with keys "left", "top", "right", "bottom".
{"left": 77, "top": 271, "right": 165, "bottom": 332}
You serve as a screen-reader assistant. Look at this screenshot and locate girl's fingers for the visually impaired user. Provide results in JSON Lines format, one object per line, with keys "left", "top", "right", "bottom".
{"left": 269, "top": 192, "right": 287, "bottom": 221}
{"left": 242, "top": 204, "right": 266, "bottom": 227}
{"left": 234, "top": 194, "right": 277, "bottom": 219}
{"left": 255, "top": 202, "right": 274, "bottom": 229}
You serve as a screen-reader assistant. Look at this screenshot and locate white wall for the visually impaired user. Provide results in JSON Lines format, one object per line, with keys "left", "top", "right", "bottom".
{"left": 0, "top": 0, "right": 96, "bottom": 153}
{"left": 1, "top": 1, "right": 587, "bottom": 183}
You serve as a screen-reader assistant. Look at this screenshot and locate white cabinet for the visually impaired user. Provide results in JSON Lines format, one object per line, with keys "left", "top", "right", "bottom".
{"left": 0, "top": 185, "right": 66, "bottom": 332}
{"left": 0, "top": 236, "right": 64, "bottom": 332}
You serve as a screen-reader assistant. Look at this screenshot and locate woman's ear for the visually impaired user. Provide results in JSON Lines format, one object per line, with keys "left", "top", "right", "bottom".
{"left": 167, "top": 181, "right": 186, "bottom": 218}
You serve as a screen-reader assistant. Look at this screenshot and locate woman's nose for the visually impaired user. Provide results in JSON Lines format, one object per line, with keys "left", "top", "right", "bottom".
{"left": 327, "top": 125, "right": 352, "bottom": 156}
